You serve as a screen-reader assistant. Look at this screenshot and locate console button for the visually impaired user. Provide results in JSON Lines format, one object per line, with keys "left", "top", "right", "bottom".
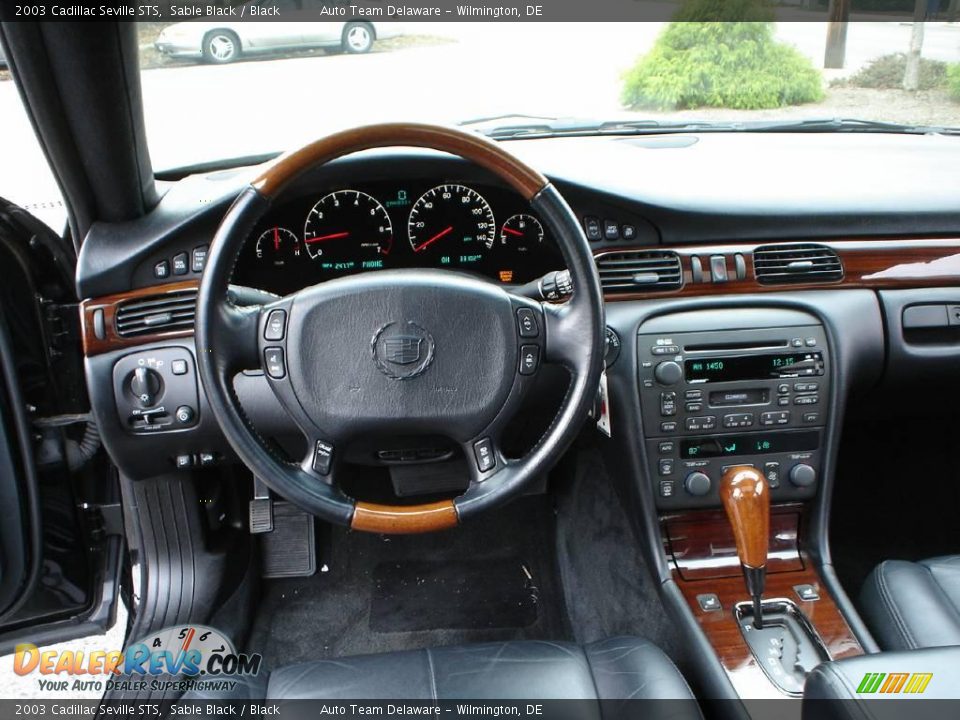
{"left": 659, "top": 480, "right": 675, "bottom": 498}
{"left": 171, "top": 359, "right": 188, "bottom": 376}
{"left": 660, "top": 421, "right": 677, "bottom": 433}
{"left": 777, "top": 396, "right": 790, "bottom": 406}
{"left": 519, "top": 345, "right": 540, "bottom": 375}
{"left": 778, "top": 383, "right": 790, "bottom": 395}
{"left": 791, "top": 337, "right": 803, "bottom": 347}
{"left": 175, "top": 405, "right": 195, "bottom": 424}
{"left": 794, "top": 395, "right": 818, "bottom": 405}
{"left": 697, "top": 593, "right": 721, "bottom": 611}
{"left": 651, "top": 345, "right": 679, "bottom": 355}
{"left": 264, "top": 348, "right": 286, "bottom": 379}
{"left": 154, "top": 260, "right": 170, "bottom": 279}
{"left": 794, "top": 584, "right": 820, "bottom": 602}
{"left": 658, "top": 459, "right": 674, "bottom": 476}
{"left": 198, "top": 452, "right": 216, "bottom": 467}
{"left": 622, "top": 224, "right": 637, "bottom": 241}
{"left": 191, "top": 246, "right": 208, "bottom": 272}
{"left": 805, "top": 337, "right": 817, "bottom": 347}
{"left": 175, "top": 454, "right": 193, "bottom": 469}
{"left": 802, "top": 412, "right": 819, "bottom": 423}
{"left": 685, "top": 402, "right": 703, "bottom": 413}
{"left": 760, "top": 410, "right": 791, "bottom": 426}
{"left": 764, "top": 461, "right": 781, "bottom": 488}
{"left": 584, "top": 217, "right": 602, "bottom": 241}
{"left": 516, "top": 308, "right": 539, "bottom": 338}
{"left": 172, "top": 252, "right": 189, "bottom": 275}
{"left": 603, "top": 219, "right": 620, "bottom": 240}
{"left": 658, "top": 441, "right": 674, "bottom": 454}
{"left": 264, "top": 309, "right": 287, "bottom": 341}
{"left": 684, "top": 389, "right": 703, "bottom": 401}
{"left": 709, "top": 255, "right": 728, "bottom": 283}
{"left": 473, "top": 438, "right": 496, "bottom": 473}
{"left": 723, "top": 413, "right": 754, "bottom": 429}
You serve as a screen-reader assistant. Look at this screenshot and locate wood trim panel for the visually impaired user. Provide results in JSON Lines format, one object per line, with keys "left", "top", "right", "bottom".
{"left": 80, "top": 280, "right": 200, "bottom": 356}
{"left": 351, "top": 500, "right": 459, "bottom": 534}
{"left": 599, "top": 237, "right": 960, "bottom": 301}
{"left": 664, "top": 507, "right": 804, "bottom": 581}
{"left": 664, "top": 509, "right": 862, "bottom": 699}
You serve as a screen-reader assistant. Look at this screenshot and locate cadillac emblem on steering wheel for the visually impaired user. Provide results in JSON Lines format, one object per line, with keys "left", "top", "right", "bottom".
{"left": 371, "top": 321, "right": 435, "bottom": 380}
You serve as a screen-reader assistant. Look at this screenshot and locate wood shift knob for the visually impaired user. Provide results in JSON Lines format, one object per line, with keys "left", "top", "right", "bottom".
{"left": 719, "top": 465, "right": 770, "bottom": 570}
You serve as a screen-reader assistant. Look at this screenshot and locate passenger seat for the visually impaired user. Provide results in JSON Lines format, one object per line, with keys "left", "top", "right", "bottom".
{"left": 860, "top": 556, "right": 960, "bottom": 650}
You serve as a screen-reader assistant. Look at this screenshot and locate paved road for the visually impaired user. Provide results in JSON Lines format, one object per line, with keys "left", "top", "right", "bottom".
{"left": 1, "top": 21, "right": 959, "bottom": 228}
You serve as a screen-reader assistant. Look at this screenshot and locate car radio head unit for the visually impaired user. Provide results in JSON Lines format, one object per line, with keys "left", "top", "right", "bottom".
{"left": 685, "top": 352, "right": 824, "bottom": 383}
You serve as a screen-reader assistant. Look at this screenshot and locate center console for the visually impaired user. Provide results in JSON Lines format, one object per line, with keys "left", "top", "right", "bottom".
{"left": 636, "top": 309, "right": 829, "bottom": 510}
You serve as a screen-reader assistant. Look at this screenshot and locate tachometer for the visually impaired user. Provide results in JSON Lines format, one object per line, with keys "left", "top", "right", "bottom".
{"left": 303, "top": 190, "right": 393, "bottom": 271}
{"left": 255, "top": 227, "right": 302, "bottom": 266}
{"left": 407, "top": 185, "right": 496, "bottom": 263}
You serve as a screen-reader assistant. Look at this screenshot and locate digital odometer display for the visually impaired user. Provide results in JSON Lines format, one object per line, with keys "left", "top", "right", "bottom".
{"left": 680, "top": 431, "right": 817, "bottom": 459}
{"left": 685, "top": 352, "right": 823, "bottom": 383}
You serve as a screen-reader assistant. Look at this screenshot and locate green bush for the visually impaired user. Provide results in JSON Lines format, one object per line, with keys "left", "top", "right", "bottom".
{"left": 946, "top": 64, "right": 960, "bottom": 102}
{"left": 838, "top": 53, "right": 948, "bottom": 92}
{"left": 621, "top": 22, "right": 824, "bottom": 111}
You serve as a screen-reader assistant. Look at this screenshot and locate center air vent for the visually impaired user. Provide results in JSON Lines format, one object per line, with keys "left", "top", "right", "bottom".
{"left": 596, "top": 251, "right": 683, "bottom": 293}
{"left": 753, "top": 244, "right": 843, "bottom": 285}
{"left": 115, "top": 288, "right": 198, "bottom": 337}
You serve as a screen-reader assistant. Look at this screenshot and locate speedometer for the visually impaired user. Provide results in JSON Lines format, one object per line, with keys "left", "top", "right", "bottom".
{"left": 407, "top": 185, "right": 496, "bottom": 263}
{"left": 303, "top": 190, "right": 393, "bottom": 271}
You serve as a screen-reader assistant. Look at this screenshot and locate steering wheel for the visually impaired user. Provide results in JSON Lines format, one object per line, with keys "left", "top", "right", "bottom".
{"left": 196, "top": 124, "right": 604, "bottom": 534}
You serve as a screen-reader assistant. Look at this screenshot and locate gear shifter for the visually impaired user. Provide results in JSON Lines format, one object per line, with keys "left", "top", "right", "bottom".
{"left": 720, "top": 465, "right": 769, "bottom": 628}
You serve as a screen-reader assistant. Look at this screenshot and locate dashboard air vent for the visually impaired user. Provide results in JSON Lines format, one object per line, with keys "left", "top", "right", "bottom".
{"left": 596, "top": 251, "right": 683, "bottom": 293}
{"left": 115, "top": 288, "right": 198, "bottom": 337}
{"left": 753, "top": 244, "right": 843, "bottom": 285}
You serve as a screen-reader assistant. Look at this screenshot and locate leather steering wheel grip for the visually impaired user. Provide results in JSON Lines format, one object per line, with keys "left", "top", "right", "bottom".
{"left": 196, "top": 123, "right": 605, "bottom": 533}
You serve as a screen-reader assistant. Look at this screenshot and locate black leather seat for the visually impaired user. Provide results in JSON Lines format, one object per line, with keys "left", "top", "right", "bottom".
{"left": 189, "top": 637, "right": 700, "bottom": 709}
{"left": 860, "top": 556, "right": 960, "bottom": 650}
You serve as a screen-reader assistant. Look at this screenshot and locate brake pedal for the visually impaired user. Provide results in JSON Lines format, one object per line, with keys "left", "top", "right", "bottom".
{"left": 260, "top": 502, "right": 316, "bottom": 578}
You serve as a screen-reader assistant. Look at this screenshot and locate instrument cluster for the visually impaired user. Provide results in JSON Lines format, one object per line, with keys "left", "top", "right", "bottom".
{"left": 232, "top": 181, "right": 565, "bottom": 295}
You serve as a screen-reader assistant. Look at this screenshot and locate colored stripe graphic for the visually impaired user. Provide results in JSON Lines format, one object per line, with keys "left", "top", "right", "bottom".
{"left": 857, "top": 672, "right": 933, "bottom": 694}
{"left": 857, "top": 673, "right": 885, "bottom": 693}
{"left": 904, "top": 673, "right": 933, "bottom": 694}
{"left": 880, "top": 673, "right": 909, "bottom": 693}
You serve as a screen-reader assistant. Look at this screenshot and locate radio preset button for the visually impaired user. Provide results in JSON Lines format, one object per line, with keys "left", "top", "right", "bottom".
{"left": 652, "top": 345, "right": 680, "bottom": 355}
{"left": 723, "top": 413, "right": 754, "bottom": 429}
{"left": 685, "top": 415, "right": 716, "bottom": 431}
{"left": 760, "top": 410, "right": 791, "bottom": 426}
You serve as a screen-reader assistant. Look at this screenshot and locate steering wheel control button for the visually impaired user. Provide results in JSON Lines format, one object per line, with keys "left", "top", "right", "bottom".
{"left": 264, "top": 309, "right": 287, "bottom": 341}
{"left": 519, "top": 345, "right": 540, "bottom": 375}
{"left": 516, "top": 308, "right": 539, "bottom": 338}
{"left": 175, "top": 405, "right": 195, "bottom": 424}
{"left": 473, "top": 438, "right": 496, "bottom": 473}
{"left": 172, "top": 252, "right": 189, "bottom": 276}
{"left": 264, "top": 348, "right": 286, "bottom": 379}
{"left": 312, "top": 440, "right": 334, "bottom": 475}
{"left": 153, "top": 260, "right": 170, "bottom": 279}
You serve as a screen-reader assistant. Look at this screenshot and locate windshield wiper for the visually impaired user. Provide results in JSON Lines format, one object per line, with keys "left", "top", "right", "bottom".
{"left": 460, "top": 116, "right": 959, "bottom": 139}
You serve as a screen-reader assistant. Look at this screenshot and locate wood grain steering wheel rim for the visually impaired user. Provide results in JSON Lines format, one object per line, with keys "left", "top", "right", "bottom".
{"left": 196, "top": 123, "right": 605, "bottom": 533}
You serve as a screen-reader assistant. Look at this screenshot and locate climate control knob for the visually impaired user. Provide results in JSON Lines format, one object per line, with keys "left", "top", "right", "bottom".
{"left": 684, "top": 471, "right": 712, "bottom": 497}
{"left": 654, "top": 361, "right": 683, "bottom": 385}
{"left": 789, "top": 463, "right": 817, "bottom": 488}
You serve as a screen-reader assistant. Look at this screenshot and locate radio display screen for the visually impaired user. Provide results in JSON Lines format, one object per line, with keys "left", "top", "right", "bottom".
{"left": 685, "top": 352, "right": 823, "bottom": 383}
{"left": 680, "top": 431, "right": 817, "bottom": 459}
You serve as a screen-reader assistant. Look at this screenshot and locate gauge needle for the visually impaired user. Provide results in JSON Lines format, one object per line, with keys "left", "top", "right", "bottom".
{"left": 273, "top": 227, "right": 280, "bottom": 251}
{"left": 414, "top": 225, "right": 453, "bottom": 253}
{"left": 502, "top": 227, "right": 524, "bottom": 237}
{"left": 305, "top": 231, "right": 350, "bottom": 244}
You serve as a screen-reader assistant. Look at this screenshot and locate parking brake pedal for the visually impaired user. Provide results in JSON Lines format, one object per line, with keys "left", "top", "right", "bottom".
{"left": 248, "top": 476, "right": 273, "bottom": 534}
{"left": 260, "top": 502, "right": 316, "bottom": 578}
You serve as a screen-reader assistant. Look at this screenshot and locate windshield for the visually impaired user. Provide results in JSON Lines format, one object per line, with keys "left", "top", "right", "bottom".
{"left": 138, "top": 17, "right": 960, "bottom": 170}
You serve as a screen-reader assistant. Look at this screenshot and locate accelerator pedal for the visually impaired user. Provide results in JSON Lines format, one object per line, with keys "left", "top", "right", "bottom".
{"left": 248, "top": 475, "right": 273, "bottom": 534}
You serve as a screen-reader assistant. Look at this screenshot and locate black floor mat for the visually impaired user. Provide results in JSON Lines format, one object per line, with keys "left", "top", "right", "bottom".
{"left": 248, "top": 497, "right": 569, "bottom": 666}
{"left": 371, "top": 558, "right": 539, "bottom": 632}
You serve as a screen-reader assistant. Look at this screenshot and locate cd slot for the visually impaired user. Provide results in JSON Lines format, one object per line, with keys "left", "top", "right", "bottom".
{"left": 684, "top": 340, "right": 789, "bottom": 354}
